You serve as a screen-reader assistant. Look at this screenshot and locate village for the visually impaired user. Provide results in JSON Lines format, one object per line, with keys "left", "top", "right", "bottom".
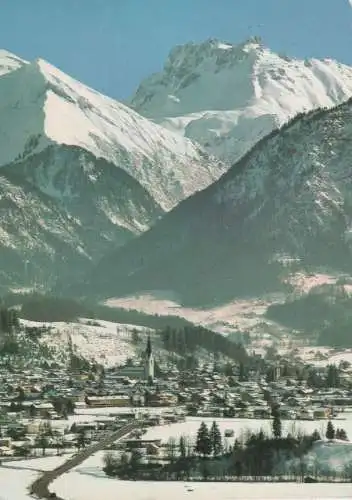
{"left": 0, "top": 327, "right": 351, "bottom": 467}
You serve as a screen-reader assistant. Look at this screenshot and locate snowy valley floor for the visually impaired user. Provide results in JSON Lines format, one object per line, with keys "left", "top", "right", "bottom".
{"left": 104, "top": 289, "right": 352, "bottom": 365}
{"left": 1, "top": 416, "right": 351, "bottom": 500}
{"left": 142, "top": 416, "right": 352, "bottom": 445}
{"left": 51, "top": 449, "right": 352, "bottom": 500}
{"left": 0, "top": 454, "right": 72, "bottom": 500}
{"left": 52, "top": 474, "right": 352, "bottom": 500}
{"left": 51, "top": 415, "right": 352, "bottom": 500}
{"left": 105, "top": 291, "right": 279, "bottom": 336}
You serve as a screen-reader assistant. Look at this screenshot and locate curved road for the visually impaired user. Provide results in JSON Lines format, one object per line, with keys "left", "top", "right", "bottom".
{"left": 30, "top": 421, "right": 139, "bottom": 499}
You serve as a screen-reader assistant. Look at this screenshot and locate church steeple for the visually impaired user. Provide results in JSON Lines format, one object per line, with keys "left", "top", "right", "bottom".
{"left": 145, "top": 334, "right": 154, "bottom": 382}
{"left": 146, "top": 334, "right": 152, "bottom": 358}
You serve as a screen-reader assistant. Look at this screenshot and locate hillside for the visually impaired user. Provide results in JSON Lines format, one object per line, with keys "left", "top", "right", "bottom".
{"left": 266, "top": 282, "right": 352, "bottom": 347}
{"left": 131, "top": 38, "right": 352, "bottom": 162}
{"left": 76, "top": 98, "right": 352, "bottom": 306}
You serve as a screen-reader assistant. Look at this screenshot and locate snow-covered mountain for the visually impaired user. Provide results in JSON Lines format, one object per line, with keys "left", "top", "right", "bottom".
{"left": 0, "top": 57, "right": 224, "bottom": 211}
{"left": 0, "top": 54, "right": 225, "bottom": 290}
{"left": 0, "top": 49, "right": 27, "bottom": 76}
{"left": 0, "top": 146, "right": 163, "bottom": 289}
{"left": 130, "top": 38, "right": 352, "bottom": 162}
{"left": 79, "top": 97, "right": 352, "bottom": 306}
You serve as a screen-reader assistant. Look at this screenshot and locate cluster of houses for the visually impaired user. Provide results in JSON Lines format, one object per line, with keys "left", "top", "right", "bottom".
{"left": 0, "top": 333, "right": 351, "bottom": 458}
{"left": 175, "top": 360, "right": 352, "bottom": 421}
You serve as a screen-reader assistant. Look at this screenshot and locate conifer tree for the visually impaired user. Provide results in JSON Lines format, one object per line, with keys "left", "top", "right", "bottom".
{"left": 335, "top": 427, "right": 347, "bottom": 441}
{"left": 311, "top": 429, "right": 321, "bottom": 442}
{"left": 326, "top": 420, "right": 335, "bottom": 440}
{"left": 179, "top": 435, "right": 187, "bottom": 458}
{"left": 210, "top": 421, "right": 223, "bottom": 456}
{"left": 272, "top": 407, "right": 282, "bottom": 439}
{"left": 195, "top": 421, "right": 212, "bottom": 457}
{"left": 326, "top": 364, "right": 340, "bottom": 388}
{"left": 239, "top": 362, "right": 246, "bottom": 382}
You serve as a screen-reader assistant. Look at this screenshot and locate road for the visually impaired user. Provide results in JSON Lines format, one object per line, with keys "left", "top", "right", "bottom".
{"left": 30, "top": 421, "right": 139, "bottom": 499}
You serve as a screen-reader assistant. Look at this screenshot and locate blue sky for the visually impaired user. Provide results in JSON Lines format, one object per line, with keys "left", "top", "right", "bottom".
{"left": 2, "top": 0, "right": 352, "bottom": 99}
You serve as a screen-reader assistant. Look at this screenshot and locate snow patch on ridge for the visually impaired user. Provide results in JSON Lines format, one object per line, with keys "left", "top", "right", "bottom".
{"left": 0, "top": 49, "right": 27, "bottom": 76}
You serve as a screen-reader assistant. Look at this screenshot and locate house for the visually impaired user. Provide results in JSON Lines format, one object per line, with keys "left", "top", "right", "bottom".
{"left": 131, "top": 393, "right": 146, "bottom": 406}
{"left": 115, "top": 366, "right": 145, "bottom": 379}
{"left": 85, "top": 395, "right": 130, "bottom": 408}
{"left": 146, "top": 442, "right": 160, "bottom": 456}
{"left": 33, "top": 402, "right": 55, "bottom": 418}
{"left": 124, "top": 438, "right": 162, "bottom": 450}
{"left": 313, "top": 408, "right": 330, "bottom": 419}
{"left": 0, "top": 437, "right": 13, "bottom": 457}
{"left": 147, "top": 392, "right": 177, "bottom": 407}
{"left": 0, "top": 437, "right": 12, "bottom": 456}
{"left": 253, "top": 407, "right": 271, "bottom": 419}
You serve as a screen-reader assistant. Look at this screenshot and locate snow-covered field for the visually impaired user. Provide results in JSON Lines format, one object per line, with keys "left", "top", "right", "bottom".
{"left": 143, "top": 417, "right": 352, "bottom": 475}
{"left": 21, "top": 318, "right": 153, "bottom": 368}
{"left": 105, "top": 284, "right": 352, "bottom": 366}
{"left": 286, "top": 273, "right": 338, "bottom": 294}
{"left": 52, "top": 475, "right": 352, "bottom": 500}
{"left": 0, "top": 454, "right": 71, "bottom": 500}
{"left": 292, "top": 347, "right": 352, "bottom": 368}
{"left": 50, "top": 418, "right": 352, "bottom": 499}
{"left": 143, "top": 417, "right": 352, "bottom": 446}
{"left": 51, "top": 447, "right": 352, "bottom": 500}
{"left": 105, "top": 291, "right": 284, "bottom": 336}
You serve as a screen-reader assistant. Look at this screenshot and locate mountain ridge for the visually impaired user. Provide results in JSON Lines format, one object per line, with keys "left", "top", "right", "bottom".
{"left": 130, "top": 37, "right": 352, "bottom": 163}
{"left": 0, "top": 57, "right": 225, "bottom": 211}
{"left": 0, "top": 49, "right": 27, "bottom": 76}
{"left": 0, "top": 144, "right": 163, "bottom": 290}
{"left": 76, "top": 96, "right": 352, "bottom": 305}
{"left": 3, "top": 42, "right": 352, "bottom": 296}
{"left": 0, "top": 51, "right": 226, "bottom": 290}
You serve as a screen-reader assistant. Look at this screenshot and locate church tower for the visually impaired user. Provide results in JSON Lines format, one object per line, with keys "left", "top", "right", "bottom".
{"left": 145, "top": 334, "right": 155, "bottom": 382}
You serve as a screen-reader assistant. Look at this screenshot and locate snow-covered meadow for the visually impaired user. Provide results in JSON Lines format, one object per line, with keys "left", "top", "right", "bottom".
{"left": 50, "top": 448, "right": 352, "bottom": 500}
{"left": 52, "top": 475, "right": 352, "bottom": 500}
{"left": 0, "top": 454, "right": 71, "bottom": 500}
{"left": 105, "top": 291, "right": 283, "bottom": 336}
{"left": 21, "top": 317, "right": 153, "bottom": 368}
{"left": 143, "top": 417, "right": 352, "bottom": 447}
{"left": 105, "top": 288, "right": 352, "bottom": 368}
{"left": 292, "top": 347, "right": 352, "bottom": 368}
{"left": 50, "top": 416, "right": 352, "bottom": 500}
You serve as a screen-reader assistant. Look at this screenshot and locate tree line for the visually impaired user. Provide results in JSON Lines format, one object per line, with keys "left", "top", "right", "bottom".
{"left": 103, "top": 418, "right": 349, "bottom": 482}
{"left": 159, "top": 325, "right": 248, "bottom": 363}
{"left": 3, "top": 292, "right": 192, "bottom": 329}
